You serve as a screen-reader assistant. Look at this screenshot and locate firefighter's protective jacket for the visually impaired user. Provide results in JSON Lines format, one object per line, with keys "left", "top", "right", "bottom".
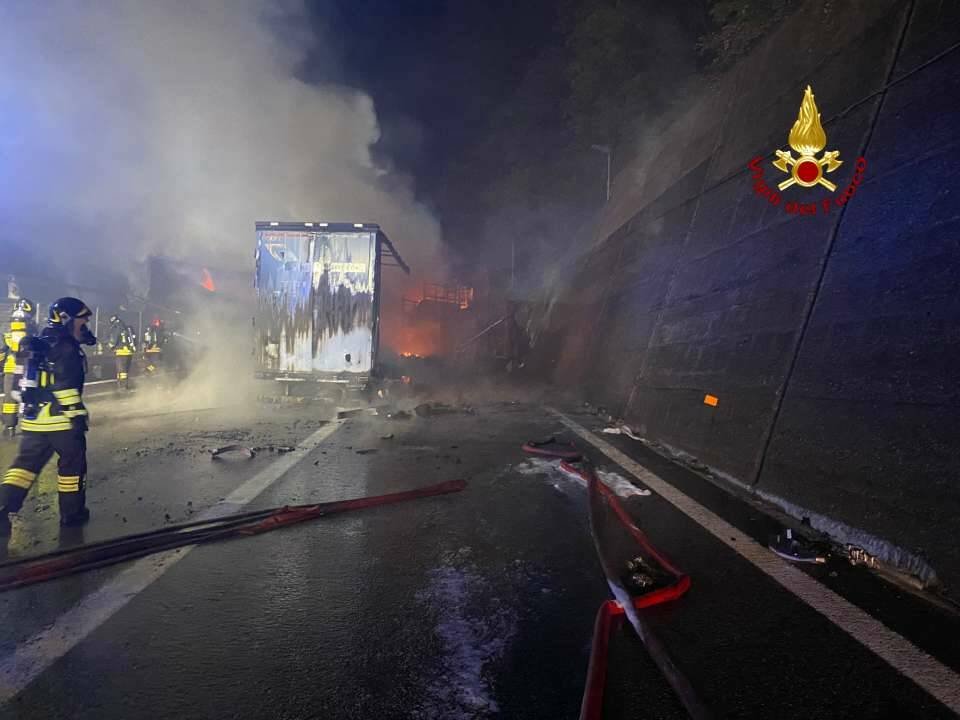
{"left": 108, "top": 323, "right": 136, "bottom": 356}
{"left": 144, "top": 325, "right": 166, "bottom": 353}
{"left": 1, "top": 320, "right": 33, "bottom": 374}
{"left": 20, "top": 326, "right": 88, "bottom": 433}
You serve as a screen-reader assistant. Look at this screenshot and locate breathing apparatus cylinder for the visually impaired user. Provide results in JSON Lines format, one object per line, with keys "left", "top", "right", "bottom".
{"left": 18, "top": 336, "right": 49, "bottom": 421}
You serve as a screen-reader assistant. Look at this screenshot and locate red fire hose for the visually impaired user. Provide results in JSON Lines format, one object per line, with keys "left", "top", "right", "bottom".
{"left": 574, "top": 459, "right": 704, "bottom": 720}
{"left": 0, "top": 480, "right": 466, "bottom": 592}
{"left": 561, "top": 461, "right": 692, "bottom": 609}
{"left": 580, "top": 600, "right": 625, "bottom": 720}
{"left": 522, "top": 438, "right": 582, "bottom": 461}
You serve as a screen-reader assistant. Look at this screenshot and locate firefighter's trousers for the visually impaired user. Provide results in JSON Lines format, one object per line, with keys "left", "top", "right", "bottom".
{"left": 145, "top": 348, "right": 162, "bottom": 374}
{"left": 115, "top": 355, "right": 132, "bottom": 387}
{"left": 2, "top": 373, "right": 18, "bottom": 431}
{"left": 0, "top": 427, "right": 87, "bottom": 519}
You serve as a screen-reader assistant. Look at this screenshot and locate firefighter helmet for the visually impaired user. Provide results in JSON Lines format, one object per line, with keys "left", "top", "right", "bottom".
{"left": 12, "top": 298, "right": 34, "bottom": 316}
{"left": 48, "top": 297, "right": 93, "bottom": 326}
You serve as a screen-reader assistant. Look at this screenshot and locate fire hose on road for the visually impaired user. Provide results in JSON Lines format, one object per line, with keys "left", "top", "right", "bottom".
{"left": 555, "top": 456, "right": 704, "bottom": 720}
{"left": 0, "top": 480, "right": 466, "bottom": 592}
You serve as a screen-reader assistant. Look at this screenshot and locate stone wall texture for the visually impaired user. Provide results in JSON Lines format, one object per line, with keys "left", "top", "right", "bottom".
{"left": 540, "top": 0, "right": 960, "bottom": 591}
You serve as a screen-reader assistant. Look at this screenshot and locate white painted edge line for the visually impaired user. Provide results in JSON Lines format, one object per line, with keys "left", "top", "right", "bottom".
{"left": 548, "top": 407, "right": 960, "bottom": 715}
{"left": 0, "top": 421, "right": 342, "bottom": 703}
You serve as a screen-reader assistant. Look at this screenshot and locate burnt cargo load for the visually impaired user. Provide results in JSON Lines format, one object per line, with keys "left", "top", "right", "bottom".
{"left": 254, "top": 221, "right": 409, "bottom": 386}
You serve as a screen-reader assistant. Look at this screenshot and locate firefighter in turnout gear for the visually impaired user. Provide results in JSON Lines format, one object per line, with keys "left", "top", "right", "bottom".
{"left": 0, "top": 297, "right": 96, "bottom": 534}
{"left": 107, "top": 314, "right": 136, "bottom": 389}
{"left": 143, "top": 318, "right": 167, "bottom": 375}
{"left": 1, "top": 299, "right": 37, "bottom": 437}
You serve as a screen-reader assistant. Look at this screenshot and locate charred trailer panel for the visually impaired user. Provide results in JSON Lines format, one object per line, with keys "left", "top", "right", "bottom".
{"left": 254, "top": 222, "right": 407, "bottom": 386}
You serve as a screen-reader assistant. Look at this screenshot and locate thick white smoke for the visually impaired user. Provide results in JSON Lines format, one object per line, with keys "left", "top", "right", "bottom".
{"left": 0, "top": 0, "right": 443, "bottom": 295}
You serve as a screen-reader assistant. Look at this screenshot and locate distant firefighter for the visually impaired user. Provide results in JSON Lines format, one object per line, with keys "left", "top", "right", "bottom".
{"left": 143, "top": 318, "right": 168, "bottom": 375}
{"left": 107, "top": 314, "right": 137, "bottom": 390}
{"left": 1, "top": 298, "right": 37, "bottom": 438}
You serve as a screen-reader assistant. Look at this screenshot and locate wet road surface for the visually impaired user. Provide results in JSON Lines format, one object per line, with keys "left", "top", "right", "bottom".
{"left": 0, "top": 394, "right": 957, "bottom": 718}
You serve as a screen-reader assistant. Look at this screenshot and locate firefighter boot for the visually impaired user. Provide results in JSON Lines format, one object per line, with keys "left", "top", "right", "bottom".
{"left": 59, "top": 487, "right": 90, "bottom": 527}
{"left": 60, "top": 506, "right": 90, "bottom": 528}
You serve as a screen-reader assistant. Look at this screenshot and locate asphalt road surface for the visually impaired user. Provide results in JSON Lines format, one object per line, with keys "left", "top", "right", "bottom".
{"left": 0, "top": 390, "right": 957, "bottom": 719}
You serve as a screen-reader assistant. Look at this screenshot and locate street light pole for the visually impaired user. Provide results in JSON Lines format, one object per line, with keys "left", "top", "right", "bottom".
{"left": 591, "top": 144, "right": 612, "bottom": 203}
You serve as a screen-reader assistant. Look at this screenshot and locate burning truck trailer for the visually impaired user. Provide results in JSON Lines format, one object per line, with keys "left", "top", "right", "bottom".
{"left": 254, "top": 221, "right": 410, "bottom": 401}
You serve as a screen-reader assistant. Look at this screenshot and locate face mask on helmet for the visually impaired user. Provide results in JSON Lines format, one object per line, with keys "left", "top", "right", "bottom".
{"left": 48, "top": 298, "right": 94, "bottom": 344}
{"left": 78, "top": 324, "right": 97, "bottom": 346}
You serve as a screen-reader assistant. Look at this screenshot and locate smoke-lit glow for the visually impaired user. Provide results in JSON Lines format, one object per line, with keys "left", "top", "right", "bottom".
{"left": 0, "top": 0, "right": 446, "bottom": 334}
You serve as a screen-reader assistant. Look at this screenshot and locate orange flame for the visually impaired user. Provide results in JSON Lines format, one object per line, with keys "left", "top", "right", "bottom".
{"left": 201, "top": 268, "right": 216, "bottom": 292}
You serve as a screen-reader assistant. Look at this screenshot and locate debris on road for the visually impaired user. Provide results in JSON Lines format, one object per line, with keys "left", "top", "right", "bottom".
{"left": 337, "top": 407, "right": 377, "bottom": 419}
{"left": 211, "top": 444, "right": 257, "bottom": 460}
{"left": 380, "top": 434, "right": 394, "bottom": 440}
{"left": 600, "top": 425, "right": 642, "bottom": 441}
{"left": 250, "top": 445, "right": 296, "bottom": 455}
{"left": 356, "top": 449, "right": 378, "bottom": 455}
{"left": 596, "top": 469, "right": 651, "bottom": 497}
{"left": 414, "top": 402, "right": 475, "bottom": 417}
{"left": 846, "top": 545, "right": 881, "bottom": 570}
{"left": 622, "top": 555, "right": 674, "bottom": 593}
{"left": 522, "top": 437, "right": 582, "bottom": 461}
{"left": 769, "top": 529, "right": 828, "bottom": 564}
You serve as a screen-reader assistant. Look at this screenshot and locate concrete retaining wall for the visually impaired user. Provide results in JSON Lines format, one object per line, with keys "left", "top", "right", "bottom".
{"left": 545, "top": 0, "right": 960, "bottom": 591}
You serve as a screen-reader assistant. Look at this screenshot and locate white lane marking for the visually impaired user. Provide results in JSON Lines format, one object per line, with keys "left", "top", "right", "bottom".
{"left": 548, "top": 408, "right": 960, "bottom": 714}
{"left": 0, "top": 421, "right": 341, "bottom": 703}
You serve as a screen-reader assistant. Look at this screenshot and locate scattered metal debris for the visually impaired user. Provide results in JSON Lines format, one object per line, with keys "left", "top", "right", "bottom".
{"left": 414, "top": 402, "right": 475, "bottom": 417}
{"left": 337, "top": 408, "right": 367, "bottom": 419}
{"left": 846, "top": 545, "right": 881, "bottom": 570}
{"left": 381, "top": 434, "right": 394, "bottom": 440}
{"left": 211, "top": 445, "right": 257, "bottom": 460}
{"left": 769, "top": 529, "right": 828, "bottom": 564}
{"left": 356, "top": 449, "right": 378, "bottom": 455}
{"left": 601, "top": 425, "right": 642, "bottom": 441}
{"left": 620, "top": 556, "right": 674, "bottom": 593}
{"left": 249, "top": 445, "right": 295, "bottom": 455}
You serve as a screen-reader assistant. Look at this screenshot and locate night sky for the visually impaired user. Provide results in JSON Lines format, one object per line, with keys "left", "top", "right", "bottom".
{"left": 305, "top": 0, "right": 562, "bottom": 209}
